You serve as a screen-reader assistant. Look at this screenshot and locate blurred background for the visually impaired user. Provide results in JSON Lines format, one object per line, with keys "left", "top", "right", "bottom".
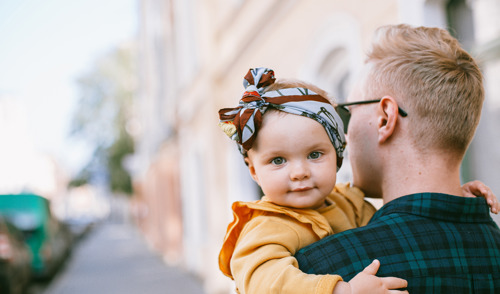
{"left": 0, "top": 0, "right": 499, "bottom": 294}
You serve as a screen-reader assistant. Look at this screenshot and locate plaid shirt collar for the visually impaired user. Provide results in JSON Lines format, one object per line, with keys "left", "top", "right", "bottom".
{"left": 371, "top": 193, "right": 492, "bottom": 224}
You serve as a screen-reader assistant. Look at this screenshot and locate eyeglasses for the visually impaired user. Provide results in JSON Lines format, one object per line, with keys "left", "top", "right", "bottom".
{"left": 335, "top": 99, "right": 408, "bottom": 134}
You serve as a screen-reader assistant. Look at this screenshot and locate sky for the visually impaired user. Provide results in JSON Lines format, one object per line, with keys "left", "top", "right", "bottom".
{"left": 0, "top": 0, "right": 138, "bottom": 175}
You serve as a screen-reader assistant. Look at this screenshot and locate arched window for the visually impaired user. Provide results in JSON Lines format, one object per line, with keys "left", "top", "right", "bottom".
{"left": 316, "top": 47, "right": 350, "bottom": 103}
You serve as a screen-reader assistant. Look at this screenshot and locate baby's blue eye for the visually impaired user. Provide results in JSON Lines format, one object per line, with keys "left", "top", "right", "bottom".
{"left": 271, "top": 157, "right": 286, "bottom": 165}
{"left": 308, "top": 152, "right": 322, "bottom": 159}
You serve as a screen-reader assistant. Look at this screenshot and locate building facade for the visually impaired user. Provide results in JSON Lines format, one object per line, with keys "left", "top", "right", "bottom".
{"left": 130, "top": 1, "right": 500, "bottom": 293}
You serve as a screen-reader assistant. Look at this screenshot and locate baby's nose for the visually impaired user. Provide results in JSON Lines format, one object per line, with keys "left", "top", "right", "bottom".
{"left": 290, "top": 162, "right": 311, "bottom": 181}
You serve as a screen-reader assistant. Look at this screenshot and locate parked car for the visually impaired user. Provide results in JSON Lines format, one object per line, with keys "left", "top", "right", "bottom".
{"left": 0, "top": 194, "right": 72, "bottom": 279}
{"left": 0, "top": 215, "right": 32, "bottom": 294}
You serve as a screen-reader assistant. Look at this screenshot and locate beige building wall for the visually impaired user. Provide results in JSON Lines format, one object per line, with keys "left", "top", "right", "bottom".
{"left": 131, "top": 1, "right": 500, "bottom": 293}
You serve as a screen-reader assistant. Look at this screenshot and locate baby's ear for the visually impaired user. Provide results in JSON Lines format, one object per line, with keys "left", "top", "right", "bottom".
{"left": 244, "top": 157, "right": 259, "bottom": 183}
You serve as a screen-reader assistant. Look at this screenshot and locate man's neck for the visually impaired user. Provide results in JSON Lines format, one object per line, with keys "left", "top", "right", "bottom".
{"left": 380, "top": 148, "right": 464, "bottom": 204}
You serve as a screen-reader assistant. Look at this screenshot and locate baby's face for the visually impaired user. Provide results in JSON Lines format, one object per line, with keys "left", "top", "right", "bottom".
{"left": 245, "top": 112, "right": 337, "bottom": 209}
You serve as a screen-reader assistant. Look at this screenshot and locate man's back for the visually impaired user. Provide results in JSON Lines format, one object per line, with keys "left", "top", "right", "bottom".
{"left": 296, "top": 193, "right": 500, "bottom": 293}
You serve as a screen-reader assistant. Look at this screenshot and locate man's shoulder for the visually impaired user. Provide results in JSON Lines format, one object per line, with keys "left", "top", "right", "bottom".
{"left": 295, "top": 216, "right": 393, "bottom": 277}
{"left": 299, "top": 215, "right": 389, "bottom": 251}
{"left": 296, "top": 201, "right": 500, "bottom": 282}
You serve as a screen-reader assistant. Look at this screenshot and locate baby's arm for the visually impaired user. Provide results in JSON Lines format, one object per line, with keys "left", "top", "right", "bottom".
{"left": 462, "top": 180, "right": 499, "bottom": 214}
{"left": 332, "top": 260, "right": 408, "bottom": 294}
{"left": 230, "top": 215, "right": 342, "bottom": 294}
{"left": 230, "top": 215, "right": 407, "bottom": 294}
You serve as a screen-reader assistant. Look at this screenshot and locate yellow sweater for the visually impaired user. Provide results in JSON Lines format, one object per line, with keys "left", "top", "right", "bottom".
{"left": 218, "top": 183, "right": 376, "bottom": 294}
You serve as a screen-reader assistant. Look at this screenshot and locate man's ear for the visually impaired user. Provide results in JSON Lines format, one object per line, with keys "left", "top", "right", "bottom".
{"left": 377, "top": 96, "right": 399, "bottom": 143}
{"left": 244, "top": 156, "right": 260, "bottom": 183}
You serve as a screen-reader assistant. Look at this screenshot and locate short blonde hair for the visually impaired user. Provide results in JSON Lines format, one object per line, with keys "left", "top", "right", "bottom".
{"left": 363, "top": 24, "right": 484, "bottom": 155}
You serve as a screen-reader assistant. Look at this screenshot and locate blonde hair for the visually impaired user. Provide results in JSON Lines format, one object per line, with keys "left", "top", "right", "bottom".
{"left": 363, "top": 24, "right": 484, "bottom": 155}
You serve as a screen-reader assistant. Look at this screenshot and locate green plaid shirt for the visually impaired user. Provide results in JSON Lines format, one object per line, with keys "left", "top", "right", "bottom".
{"left": 296, "top": 193, "right": 500, "bottom": 293}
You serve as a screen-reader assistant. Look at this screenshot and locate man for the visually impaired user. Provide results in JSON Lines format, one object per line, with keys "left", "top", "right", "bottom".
{"left": 295, "top": 24, "right": 500, "bottom": 293}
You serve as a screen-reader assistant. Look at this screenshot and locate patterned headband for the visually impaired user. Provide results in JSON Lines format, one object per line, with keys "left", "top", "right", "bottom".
{"left": 218, "top": 67, "right": 346, "bottom": 170}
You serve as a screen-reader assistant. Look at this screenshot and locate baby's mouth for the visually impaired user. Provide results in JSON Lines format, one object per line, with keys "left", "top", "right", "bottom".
{"left": 291, "top": 187, "right": 313, "bottom": 192}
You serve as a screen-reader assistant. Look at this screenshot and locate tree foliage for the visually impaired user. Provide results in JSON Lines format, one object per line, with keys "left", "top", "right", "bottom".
{"left": 69, "top": 44, "right": 136, "bottom": 195}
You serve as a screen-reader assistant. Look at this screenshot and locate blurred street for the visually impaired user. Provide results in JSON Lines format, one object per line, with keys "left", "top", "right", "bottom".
{"left": 35, "top": 221, "right": 206, "bottom": 294}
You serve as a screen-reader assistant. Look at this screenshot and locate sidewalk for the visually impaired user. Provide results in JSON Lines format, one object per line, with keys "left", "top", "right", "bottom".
{"left": 44, "top": 221, "right": 206, "bottom": 294}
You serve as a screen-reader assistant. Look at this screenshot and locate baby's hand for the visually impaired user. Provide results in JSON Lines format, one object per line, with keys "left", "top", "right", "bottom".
{"left": 332, "top": 260, "right": 408, "bottom": 294}
{"left": 462, "top": 180, "right": 499, "bottom": 214}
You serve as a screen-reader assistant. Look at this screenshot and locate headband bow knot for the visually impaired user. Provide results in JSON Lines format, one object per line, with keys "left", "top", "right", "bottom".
{"left": 219, "top": 67, "right": 346, "bottom": 170}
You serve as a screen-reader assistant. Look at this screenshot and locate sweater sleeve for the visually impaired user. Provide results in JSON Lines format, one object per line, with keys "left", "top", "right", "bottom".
{"left": 231, "top": 214, "right": 342, "bottom": 294}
